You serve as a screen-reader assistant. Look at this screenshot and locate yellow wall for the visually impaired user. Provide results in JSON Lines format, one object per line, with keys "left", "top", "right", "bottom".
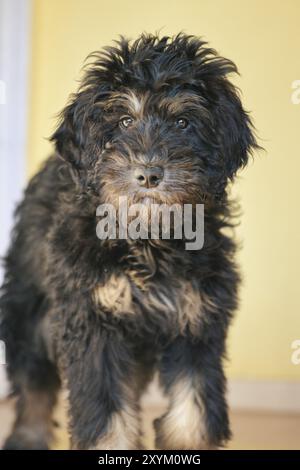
{"left": 28, "top": 0, "right": 300, "bottom": 380}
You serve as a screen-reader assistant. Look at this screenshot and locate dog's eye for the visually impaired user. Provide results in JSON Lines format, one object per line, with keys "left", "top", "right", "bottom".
{"left": 119, "top": 116, "right": 134, "bottom": 129}
{"left": 176, "top": 117, "right": 189, "bottom": 129}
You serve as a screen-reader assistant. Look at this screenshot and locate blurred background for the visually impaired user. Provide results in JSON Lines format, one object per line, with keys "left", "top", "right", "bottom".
{"left": 0, "top": 0, "right": 299, "bottom": 449}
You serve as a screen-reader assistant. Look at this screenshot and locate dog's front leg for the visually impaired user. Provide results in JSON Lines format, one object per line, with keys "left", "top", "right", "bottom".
{"left": 56, "top": 317, "right": 141, "bottom": 450}
{"left": 155, "top": 334, "right": 231, "bottom": 450}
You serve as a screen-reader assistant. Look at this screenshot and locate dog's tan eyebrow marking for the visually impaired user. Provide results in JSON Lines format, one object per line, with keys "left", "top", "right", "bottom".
{"left": 104, "top": 90, "right": 148, "bottom": 118}
{"left": 159, "top": 93, "right": 204, "bottom": 115}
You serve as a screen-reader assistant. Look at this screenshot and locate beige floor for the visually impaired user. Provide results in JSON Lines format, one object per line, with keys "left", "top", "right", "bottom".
{"left": 0, "top": 395, "right": 299, "bottom": 450}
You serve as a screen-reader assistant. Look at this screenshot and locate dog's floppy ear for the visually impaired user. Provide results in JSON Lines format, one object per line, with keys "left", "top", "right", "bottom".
{"left": 214, "top": 80, "right": 258, "bottom": 179}
{"left": 51, "top": 92, "right": 91, "bottom": 168}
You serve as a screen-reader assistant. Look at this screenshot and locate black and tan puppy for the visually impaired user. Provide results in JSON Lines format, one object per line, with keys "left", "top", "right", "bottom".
{"left": 0, "top": 33, "right": 258, "bottom": 450}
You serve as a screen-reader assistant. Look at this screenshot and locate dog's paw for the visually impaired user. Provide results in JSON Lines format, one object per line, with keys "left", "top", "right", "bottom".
{"left": 3, "top": 431, "right": 49, "bottom": 450}
{"left": 154, "top": 416, "right": 216, "bottom": 450}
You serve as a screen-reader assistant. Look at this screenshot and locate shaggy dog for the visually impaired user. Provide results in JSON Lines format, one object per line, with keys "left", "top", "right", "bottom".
{"left": 0, "top": 33, "right": 258, "bottom": 450}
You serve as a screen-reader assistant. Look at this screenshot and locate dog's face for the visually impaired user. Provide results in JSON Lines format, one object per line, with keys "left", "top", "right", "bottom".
{"left": 52, "top": 34, "right": 258, "bottom": 208}
{"left": 93, "top": 88, "right": 214, "bottom": 208}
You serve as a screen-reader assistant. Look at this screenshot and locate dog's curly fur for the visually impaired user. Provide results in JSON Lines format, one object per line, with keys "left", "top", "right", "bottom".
{"left": 0, "top": 33, "right": 258, "bottom": 450}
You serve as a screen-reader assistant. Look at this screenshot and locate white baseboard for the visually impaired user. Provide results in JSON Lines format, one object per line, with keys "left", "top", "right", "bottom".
{"left": 1, "top": 369, "right": 299, "bottom": 413}
{"left": 0, "top": 366, "right": 10, "bottom": 400}
{"left": 228, "top": 380, "right": 300, "bottom": 413}
{"left": 143, "top": 378, "right": 300, "bottom": 413}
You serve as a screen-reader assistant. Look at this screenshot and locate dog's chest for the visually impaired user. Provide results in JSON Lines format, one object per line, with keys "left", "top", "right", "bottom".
{"left": 93, "top": 243, "right": 203, "bottom": 334}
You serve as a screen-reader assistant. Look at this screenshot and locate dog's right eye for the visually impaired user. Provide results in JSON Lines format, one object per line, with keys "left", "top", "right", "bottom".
{"left": 119, "top": 116, "right": 134, "bottom": 129}
{"left": 175, "top": 117, "right": 189, "bottom": 129}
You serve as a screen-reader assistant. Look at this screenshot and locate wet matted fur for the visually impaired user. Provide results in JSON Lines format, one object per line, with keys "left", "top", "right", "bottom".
{"left": 0, "top": 33, "right": 258, "bottom": 450}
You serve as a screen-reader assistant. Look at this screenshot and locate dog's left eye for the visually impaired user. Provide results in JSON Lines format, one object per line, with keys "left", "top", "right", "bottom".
{"left": 119, "top": 116, "right": 134, "bottom": 129}
{"left": 175, "top": 117, "right": 189, "bottom": 129}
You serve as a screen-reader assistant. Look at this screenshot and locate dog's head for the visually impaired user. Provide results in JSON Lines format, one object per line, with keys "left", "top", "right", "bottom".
{"left": 52, "top": 33, "right": 258, "bottom": 207}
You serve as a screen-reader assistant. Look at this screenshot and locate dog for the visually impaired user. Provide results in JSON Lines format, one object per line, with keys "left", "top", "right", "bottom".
{"left": 0, "top": 33, "right": 258, "bottom": 450}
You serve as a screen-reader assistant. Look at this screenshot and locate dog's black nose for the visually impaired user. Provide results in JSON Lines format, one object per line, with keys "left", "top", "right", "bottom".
{"left": 134, "top": 167, "right": 164, "bottom": 188}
